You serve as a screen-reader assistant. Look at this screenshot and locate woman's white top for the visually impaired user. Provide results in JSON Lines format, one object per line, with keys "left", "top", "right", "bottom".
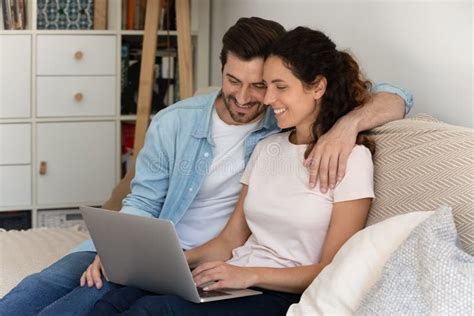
{"left": 227, "top": 131, "right": 375, "bottom": 268}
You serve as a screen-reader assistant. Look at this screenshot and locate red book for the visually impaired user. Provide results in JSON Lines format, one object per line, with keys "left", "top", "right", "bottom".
{"left": 127, "top": 0, "right": 134, "bottom": 30}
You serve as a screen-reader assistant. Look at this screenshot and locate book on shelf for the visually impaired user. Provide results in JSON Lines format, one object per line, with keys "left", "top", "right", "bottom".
{"left": 121, "top": 0, "right": 127, "bottom": 30}
{"left": 161, "top": 0, "right": 176, "bottom": 31}
{"left": 93, "top": 0, "right": 107, "bottom": 30}
{"left": 126, "top": 0, "right": 134, "bottom": 30}
{"left": 124, "top": 0, "right": 145, "bottom": 31}
{"left": 173, "top": 56, "right": 180, "bottom": 103}
{"left": 1, "top": 0, "right": 27, "bottom": 30}
{"left": 133, "top": 0, "right": 145, "bottom": 30}
{"left": 122, "top": 0, "right": 176, "bottom": 31}
{"left": 0, "top": 1, "right": 3, "bottom": 30}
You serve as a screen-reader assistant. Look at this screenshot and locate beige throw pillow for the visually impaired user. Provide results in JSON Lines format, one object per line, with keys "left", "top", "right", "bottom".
{"left": 367, "top": 114, "right": 473, "bottom": 255}
{"left": 0, "top": 226, "right": 89, "bottom": 298}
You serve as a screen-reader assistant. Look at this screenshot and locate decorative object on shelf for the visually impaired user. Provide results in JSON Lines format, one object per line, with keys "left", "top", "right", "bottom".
{"left": 0, "top": 210, "right": 31, "bottom": 230}
{"left": 121, "top": 43, "right": 130, "bottom": 92}
{"left": 121, "top": 58, "right": 169, "bottom": 115}
{"left": 121, "top": 46, "right": 176, "bottom": 115}
{"left": 1, "top": 0, "right": 27, "bottom": 30}
{"left": 37, "top": 208, "right": 87, "bottom": 230}
{"left": 37, "top": 0, "right": 94, "bottom": 30}
{"left": 121, "top": 122, "right": 135, "bottom": 176}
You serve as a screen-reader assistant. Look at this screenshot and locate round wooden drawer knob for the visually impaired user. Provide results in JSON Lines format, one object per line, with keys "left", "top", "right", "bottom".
{"left": 74, "top": 93, "right": 83, "bottom": 102}
{"left": 74, "top": 51, "right": 84, "bottom": 60}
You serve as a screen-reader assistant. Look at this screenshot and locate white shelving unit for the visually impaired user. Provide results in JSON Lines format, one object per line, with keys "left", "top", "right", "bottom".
{"left": 0, "top": 0, "right": 210, "bottom": 228}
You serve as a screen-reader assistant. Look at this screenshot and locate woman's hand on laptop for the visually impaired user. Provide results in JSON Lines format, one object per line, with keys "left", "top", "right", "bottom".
{"left": 192, "top": 261, "right": 257, "bottom": 291}
{"left": 80, "top": 255, "right": 106, "bottom": 289}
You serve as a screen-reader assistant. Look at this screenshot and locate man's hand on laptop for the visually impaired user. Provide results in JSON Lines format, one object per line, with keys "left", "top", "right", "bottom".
{"left": 80, "top": 255, "right": 106, "bottom": 289}
{"left": 192, "top": 261, "right": 257, "bottom": 291}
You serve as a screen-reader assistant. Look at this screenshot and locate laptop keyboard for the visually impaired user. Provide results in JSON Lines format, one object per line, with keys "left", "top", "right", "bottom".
{"left": 197, "top": 287, "right": 231, "bottom": 298}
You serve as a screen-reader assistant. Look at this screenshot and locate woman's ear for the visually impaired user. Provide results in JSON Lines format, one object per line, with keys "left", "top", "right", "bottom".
{"left": 313, "top": 76, "right": 327, "bottom": 100}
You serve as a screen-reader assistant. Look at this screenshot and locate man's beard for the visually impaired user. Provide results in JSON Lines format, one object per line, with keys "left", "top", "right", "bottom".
{"left": 222, "top": 93, "right": 265, "bottom": 124}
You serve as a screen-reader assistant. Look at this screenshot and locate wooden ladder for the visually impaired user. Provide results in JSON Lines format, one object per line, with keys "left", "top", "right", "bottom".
{"left": 103, "top": 0, "right": 193, "bottom": 211}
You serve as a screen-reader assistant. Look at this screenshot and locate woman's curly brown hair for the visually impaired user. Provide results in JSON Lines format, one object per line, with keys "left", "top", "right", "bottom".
{"left": 268, "top": 27, "right": 374, "bottom": 158}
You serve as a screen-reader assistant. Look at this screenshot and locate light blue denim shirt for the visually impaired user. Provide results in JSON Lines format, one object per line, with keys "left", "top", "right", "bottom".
{"left": 372, "top": 83, "right": 413, "bottom": 115}
{"left": 72, "top": 84, "right": 413, "bottom": 252}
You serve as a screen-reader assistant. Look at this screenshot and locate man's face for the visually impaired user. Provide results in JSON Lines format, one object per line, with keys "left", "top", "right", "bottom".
{"left": 218, "top": 52, "right": 267, "bottom": 125}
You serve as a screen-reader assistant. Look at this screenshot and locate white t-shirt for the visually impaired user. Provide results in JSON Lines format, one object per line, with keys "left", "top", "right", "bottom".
{"left": 227, "top": 131, "right": 374, "bottom": 268}
{"left": 175, "top": 108, "right": 260, "bottom": 249}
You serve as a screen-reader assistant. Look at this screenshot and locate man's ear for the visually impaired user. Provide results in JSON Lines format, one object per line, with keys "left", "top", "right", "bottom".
{"left": 313, "top": 76, "right": 327, "bottom": 100}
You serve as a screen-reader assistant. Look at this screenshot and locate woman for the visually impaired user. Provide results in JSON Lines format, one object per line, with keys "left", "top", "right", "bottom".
{"left": 89, "top": 26, "right": 375, "bottom": 316}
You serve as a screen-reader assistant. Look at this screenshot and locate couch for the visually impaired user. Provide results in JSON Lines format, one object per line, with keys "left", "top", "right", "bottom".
{"left": 1, "top": 114, "right": 472, "bottom": 311}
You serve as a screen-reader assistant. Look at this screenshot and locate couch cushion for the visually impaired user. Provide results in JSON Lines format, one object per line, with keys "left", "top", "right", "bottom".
{"left": 367, "top": 114, "right": 474, "bottom": 255}
{"left": 0, "top": 226, "right": 89, "bottom": 298}
{"left": 356, "top": 207, "right": 473, "bottom": 315}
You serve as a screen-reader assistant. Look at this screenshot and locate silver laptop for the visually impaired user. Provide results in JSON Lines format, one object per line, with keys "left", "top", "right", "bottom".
{"left": 80, "top": 206, "right": 262, "bottom": 303}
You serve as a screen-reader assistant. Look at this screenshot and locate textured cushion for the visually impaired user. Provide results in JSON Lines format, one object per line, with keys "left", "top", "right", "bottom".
{"left": 0, "top": 226, "right": 89, "bottom": 298}
{"left": 367, "top": 114, "right": 474, "bottom": 255}
{"left": 287, "top": 210, "right": 434, "bottom": 316}
{"left": 356, "top": 207, "right": 473, "bottom": 315}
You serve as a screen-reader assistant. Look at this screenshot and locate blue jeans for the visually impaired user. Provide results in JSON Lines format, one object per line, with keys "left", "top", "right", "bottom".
{"left": 89, "top": 286, "right": 301, "bottom": 316}
{"left": 0, "top": 251, "right": 119, "bottom": 316}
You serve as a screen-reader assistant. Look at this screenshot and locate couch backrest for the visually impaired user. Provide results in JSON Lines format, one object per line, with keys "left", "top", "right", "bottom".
{"left": 367, "top": 114, "right": 473, "bottom": 255}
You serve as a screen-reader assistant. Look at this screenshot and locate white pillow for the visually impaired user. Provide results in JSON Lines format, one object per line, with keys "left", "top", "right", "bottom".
{"left": 287, "top": 210, "right": 434, "bottom": 316}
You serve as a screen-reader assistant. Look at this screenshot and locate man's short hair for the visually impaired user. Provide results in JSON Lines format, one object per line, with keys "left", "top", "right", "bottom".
{"left": 220, "top": 17, "right": 285, "bottom": 70}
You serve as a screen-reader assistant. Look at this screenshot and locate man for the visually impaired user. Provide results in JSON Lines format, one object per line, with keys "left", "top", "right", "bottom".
{"left": 0, "top": 17, "right": 412, "bottom": 315}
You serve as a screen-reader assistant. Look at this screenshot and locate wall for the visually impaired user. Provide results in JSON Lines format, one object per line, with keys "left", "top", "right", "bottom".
{"left": 210, "top": 0, "right": 473, "bottom": 127}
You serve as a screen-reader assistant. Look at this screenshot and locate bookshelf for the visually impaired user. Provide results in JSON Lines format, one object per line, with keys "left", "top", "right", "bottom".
{"left": 0, "top": 0, "right": 210, "bottom": 229}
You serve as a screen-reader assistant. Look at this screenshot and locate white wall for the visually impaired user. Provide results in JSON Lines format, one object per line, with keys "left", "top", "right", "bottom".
{"left": 210, "top": 0, "right": 473, "bottom": 127}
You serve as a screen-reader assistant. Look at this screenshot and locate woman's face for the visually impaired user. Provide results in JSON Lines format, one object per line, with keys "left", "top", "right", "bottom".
{"left": 263, "top": 56, "right": 319, "bottom": 131}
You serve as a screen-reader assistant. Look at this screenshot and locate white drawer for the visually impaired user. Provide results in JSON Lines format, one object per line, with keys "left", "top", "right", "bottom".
{"left": 37, "top": 76, "right": 116, "bottom": 117}
{"left": 37, "top": 35, "right": 116, "bottom": 75}
{"left": 0, "top": 35, "right": 31, "bottom": 118}
{"left": 0, "top": 165, "right": 31, "bottom": 207}
{"left": 0, "top": 124, "right": 31, "bottom": 165}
